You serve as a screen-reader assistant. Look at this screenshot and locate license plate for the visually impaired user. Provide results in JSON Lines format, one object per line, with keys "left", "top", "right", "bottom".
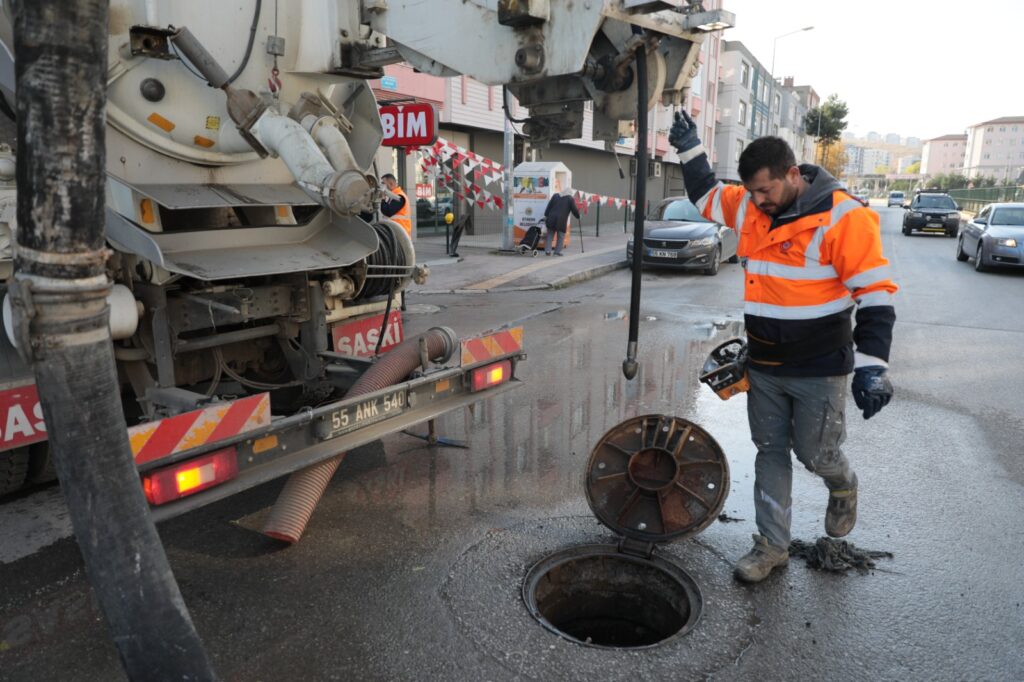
{"left": 322, "top": 388, "right": 407, "bottom": 439}
{"left": 648, "top": 249, "right": 677, "bottom": 258}
{"left": 926, "top": 223, "right": 942, "bottom": 228}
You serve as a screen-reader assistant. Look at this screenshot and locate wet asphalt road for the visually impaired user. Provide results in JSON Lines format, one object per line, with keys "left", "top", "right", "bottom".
{"left": 1, "top": 206, "right": 1023, "bottom": 680}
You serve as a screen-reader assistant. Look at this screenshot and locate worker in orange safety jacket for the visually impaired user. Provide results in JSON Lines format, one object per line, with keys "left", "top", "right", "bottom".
{"left": 380, "top": 173, "right": 412, "bottom": 236}
{"left": 670, "top": 111, "right": 898, "bottom": 583}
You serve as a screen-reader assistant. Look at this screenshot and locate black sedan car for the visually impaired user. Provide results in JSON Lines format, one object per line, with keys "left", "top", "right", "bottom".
{"left": 626, "top": 197, "right": 738, "bottom": 275}
{"left": 902, "top": 191, "right": 960, "bottom": 237}
{"left": 956, "top": 202, "right": 1024, "bottom": 272}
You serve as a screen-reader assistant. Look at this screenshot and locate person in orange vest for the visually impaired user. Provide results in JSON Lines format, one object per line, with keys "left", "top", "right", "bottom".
{"left": 380, "top": 173, "right": 412, "bottom": 236}
{"left": 670, "top": 111, "right": 898, "bottom": 583}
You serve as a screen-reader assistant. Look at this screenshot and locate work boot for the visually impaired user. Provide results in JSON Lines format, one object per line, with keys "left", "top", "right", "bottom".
{"left": 734, "top": 534, "right": 789, "bottom": 583}
{"left": 825, "top": 485, "right": 858, "bottom": 537}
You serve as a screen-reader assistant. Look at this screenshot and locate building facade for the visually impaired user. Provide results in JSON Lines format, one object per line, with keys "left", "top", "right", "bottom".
{"left": 920, "top": 134, "right": 967, "bottom": 177}
{"left": 963, "top": 116, "right": 1024, "bottom": 182}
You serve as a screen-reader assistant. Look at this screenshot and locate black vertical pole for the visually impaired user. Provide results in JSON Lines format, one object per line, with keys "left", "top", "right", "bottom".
{"left": 623, "top": 40, "right": 648, "bottom": 380}
{"left": 595, "top": 201, "right": 601, "bottom": 237}
{"left": 13, "top": 2, "right": 216, "bottom": 679}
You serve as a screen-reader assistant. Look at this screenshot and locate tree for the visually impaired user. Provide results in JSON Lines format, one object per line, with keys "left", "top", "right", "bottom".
{"left": 818, "top": 139, "right": 847, "bottom": 178}
{"left": 905, "top": 161, "right": 921, "bottom": 174}
{"left": 803, "top": 94, "right": 849, "bottom": 167}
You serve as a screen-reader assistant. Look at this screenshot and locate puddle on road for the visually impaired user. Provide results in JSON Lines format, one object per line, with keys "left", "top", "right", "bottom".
{"left": 403, "top": 303, "right": 443, "bottom": 315}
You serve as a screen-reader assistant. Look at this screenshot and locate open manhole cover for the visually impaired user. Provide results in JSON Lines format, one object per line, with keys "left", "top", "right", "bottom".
{"left": 523, "top": 544, "right": 701, "bottom": 649}
{"left": 523, "top": 415, "right": 729, "bottom": 649}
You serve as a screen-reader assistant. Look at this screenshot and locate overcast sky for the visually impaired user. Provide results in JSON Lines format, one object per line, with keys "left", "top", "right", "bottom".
{"left": 719, "top": 0, "right": 1020, "bottom": 140}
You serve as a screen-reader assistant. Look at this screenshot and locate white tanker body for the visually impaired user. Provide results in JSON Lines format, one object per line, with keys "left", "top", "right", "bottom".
{"left": 0, "top": 0, "right": 719, "bottom": 524}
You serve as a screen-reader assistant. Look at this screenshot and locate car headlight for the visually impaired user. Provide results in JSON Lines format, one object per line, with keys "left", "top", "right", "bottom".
{"left": 947, "top": 213, "right": 960, "bottom": 221}
{"left": 997, "top": 238, "right": 1018, "bottom": 247}
{"left": 690, "top": 237, "right": 715, "bottom": 247}
{"left": 911, "top": 212, "right": 922, "bottom": 217}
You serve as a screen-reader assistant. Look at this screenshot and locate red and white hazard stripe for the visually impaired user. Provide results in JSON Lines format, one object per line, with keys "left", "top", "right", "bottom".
{"left": 460, "top": 327, "right": 523, "bottom": 367}
{"left": 129, "top": 393, "right": 271, "bottom": 466}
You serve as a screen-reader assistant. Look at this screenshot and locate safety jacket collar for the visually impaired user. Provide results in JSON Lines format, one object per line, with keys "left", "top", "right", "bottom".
{"left": 772, "top": 164, "right": 843, "bottom": 227}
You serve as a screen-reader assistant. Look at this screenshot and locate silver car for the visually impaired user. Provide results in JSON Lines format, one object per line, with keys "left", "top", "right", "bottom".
{"left": 626, "top": 197, "right": 738, "bottom": 276}
{"left": 957, "top": 202, "right": 1024, "bottom": 272}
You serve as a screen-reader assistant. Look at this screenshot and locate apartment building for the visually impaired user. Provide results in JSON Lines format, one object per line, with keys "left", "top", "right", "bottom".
{"left": 713, "top": 42, "right": 818, "bottom": 182}
{"left": 920, "top": 134, "right": 967, "bottom": 176}
{"left": 963, "top": 116, "right": 1024, "bottom": 182}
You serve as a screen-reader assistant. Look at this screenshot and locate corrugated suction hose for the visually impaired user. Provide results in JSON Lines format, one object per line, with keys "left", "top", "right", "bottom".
{"left": 262, "top": 326, "right": 458, "bottom": 543}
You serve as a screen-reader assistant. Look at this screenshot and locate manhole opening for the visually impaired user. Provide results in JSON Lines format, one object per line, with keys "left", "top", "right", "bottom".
{"left": 524, "top": 550, "right": 701, "bottom": 649}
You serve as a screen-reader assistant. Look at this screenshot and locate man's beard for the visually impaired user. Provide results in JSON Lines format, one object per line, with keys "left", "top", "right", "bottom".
{"left": 759, "top": 182, "right": 798, "bottom": 217}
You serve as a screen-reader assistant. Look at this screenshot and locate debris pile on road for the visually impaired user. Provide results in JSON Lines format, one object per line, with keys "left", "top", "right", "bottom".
{"left": 789, "top": 537, "right": 894, "bottom": 574}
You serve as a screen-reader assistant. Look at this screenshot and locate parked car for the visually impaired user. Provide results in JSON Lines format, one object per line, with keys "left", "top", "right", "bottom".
{"left": 887, "top": 190, "right": 905, "bottom": 207}
{"left": 626, "top": 197, "right": 738, "bottom": 276}
{"left": 853, "top": 190, "right": 870, "bottom": 204}
{"left": 956, "top": 202, "right": 1024, "bottom": 272}
{"left": 902, "top": 190, "right": 960, "bottom": 237}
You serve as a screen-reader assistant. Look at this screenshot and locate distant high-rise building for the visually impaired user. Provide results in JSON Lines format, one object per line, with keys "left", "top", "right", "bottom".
{"left": 963, "top": 116, "right": 1024, "bottom": 182}
{"left": 921, "top": 134, "right": 967, "bottom": 176}
{"left": 866, "top": 131, "right": 881, "bottom": 142}
{"left": 885, "top": 133, "right": 901, "bottom": 145}
{"left": 905, "top": 137, "right": 922, "bottom": 148}
{"left": 862, "top": 148, "right": 892, "bottom": 173}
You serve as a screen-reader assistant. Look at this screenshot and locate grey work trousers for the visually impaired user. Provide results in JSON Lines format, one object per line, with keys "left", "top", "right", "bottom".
{"left": 746, "top": 370, "right": 856, "bottom": 548}
{"left": 544, "top": 229, "right": 565, "bottom": 255}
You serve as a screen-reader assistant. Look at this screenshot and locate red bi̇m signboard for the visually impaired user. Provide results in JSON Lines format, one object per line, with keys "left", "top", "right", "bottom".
{"left": 379, "top": 103, "right": 437, "bottom": 147}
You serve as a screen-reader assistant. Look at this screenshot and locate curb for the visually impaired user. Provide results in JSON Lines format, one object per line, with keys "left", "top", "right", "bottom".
{"left": 548, "top": 259, "right": 628, "bottom": 289}
{"left": 410, "top": 257, "right": 628, "bottom": 295}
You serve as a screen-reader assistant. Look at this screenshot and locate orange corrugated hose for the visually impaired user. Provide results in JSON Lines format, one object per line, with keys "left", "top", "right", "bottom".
{"left": 262, "top": 327, "right": 455, "bottom": 543}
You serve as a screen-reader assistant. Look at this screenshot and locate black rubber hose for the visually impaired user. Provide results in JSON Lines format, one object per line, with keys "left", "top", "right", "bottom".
{"left": 623, "top": 37, "right": 648, "bottom": 381}
{"left": 359, "top": 221, "right": 407, "bottom": 299}
{"left": 13, "top": 1, "right": 216, "bottom": 679}
{"left": 224, "top": 0, "right": 261, "bottom": 86}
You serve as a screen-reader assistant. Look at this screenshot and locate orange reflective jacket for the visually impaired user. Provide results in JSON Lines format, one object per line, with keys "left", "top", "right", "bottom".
{"left": 693, "top": 173, "right": 898, "bottom": 376}
{"left": 390, "top": 186, "right": 412, "bottom": 236}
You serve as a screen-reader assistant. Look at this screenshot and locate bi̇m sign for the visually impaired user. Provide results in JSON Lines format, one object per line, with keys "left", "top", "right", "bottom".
{"left": 379, "top": 103, "right": 438, "bottom": 147}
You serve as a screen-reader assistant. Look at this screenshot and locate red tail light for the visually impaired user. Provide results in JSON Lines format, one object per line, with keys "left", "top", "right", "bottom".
{"left": 470, "top": 360, "right": 512, "bottom": 392}
{"left": 142, "top": 447, "right": 239, "bottom": 506}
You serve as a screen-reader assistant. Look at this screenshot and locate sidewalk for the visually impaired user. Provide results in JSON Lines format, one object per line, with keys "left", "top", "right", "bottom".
{"left": 411, "top": 226, "right": 630, "bottom": 293}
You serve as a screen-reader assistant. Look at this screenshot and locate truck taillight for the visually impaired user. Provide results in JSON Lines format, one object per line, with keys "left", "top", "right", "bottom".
{"left": 470, "top": 359, "right": 512, "bottom": 392}
{"left": 142, "top": 447, "right": 238, "bottom": 506}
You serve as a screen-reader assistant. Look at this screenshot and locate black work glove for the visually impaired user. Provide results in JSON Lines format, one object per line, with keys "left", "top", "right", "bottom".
{"left": 668, "top": 110, "right": 702, "bottom": 154}
{"left": 851, "top": 366, "right": 893, "bottom": 420}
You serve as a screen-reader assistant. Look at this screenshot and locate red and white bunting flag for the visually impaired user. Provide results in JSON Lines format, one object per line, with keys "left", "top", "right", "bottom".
{"left": 615, "top": 198, "right": 624, "bottom": 210}
{"left": 493, "top": 195, "right": 503, "bottom": 210}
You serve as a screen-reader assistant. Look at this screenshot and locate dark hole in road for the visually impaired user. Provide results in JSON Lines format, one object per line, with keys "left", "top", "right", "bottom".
{"left": 524, "top": 550, "right": 701, "bottom": 649}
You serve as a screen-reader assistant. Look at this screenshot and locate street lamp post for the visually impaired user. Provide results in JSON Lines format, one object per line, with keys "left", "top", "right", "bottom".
{"left": 768, "top": 26, "right": 813, "bottom": 157}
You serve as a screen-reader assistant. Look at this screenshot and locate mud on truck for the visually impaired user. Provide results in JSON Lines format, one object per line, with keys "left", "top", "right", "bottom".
{"left": 0, "top": 0, "right": 717, "bottom": 539}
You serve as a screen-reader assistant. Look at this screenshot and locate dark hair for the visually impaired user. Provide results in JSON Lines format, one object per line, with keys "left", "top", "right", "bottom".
{"left": 381, "top": 173, "right": 397, "bottom": 182}
{"left": 738, "top": 137, "right": 796, "bottom": 182}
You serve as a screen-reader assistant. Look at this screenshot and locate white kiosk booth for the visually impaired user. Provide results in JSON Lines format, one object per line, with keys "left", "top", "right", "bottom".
{"left": 512, "top": 161, "right": 572, "bottom": 247}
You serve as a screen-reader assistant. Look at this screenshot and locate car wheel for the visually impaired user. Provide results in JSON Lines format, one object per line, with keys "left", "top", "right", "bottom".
{"left": 703, "top": 245, "right": 721, "bottom": 276}
{"left": 955, "top": 236, "right": 969, "bottom": 262}
{"left": 974, "top": 243, "right": 989, "bottom": 272}
{"left": 902, "top": 223, "right": 912, "bottom": 236}
{"left": 727, "top": 252, "right": 739, "bottom": 264}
